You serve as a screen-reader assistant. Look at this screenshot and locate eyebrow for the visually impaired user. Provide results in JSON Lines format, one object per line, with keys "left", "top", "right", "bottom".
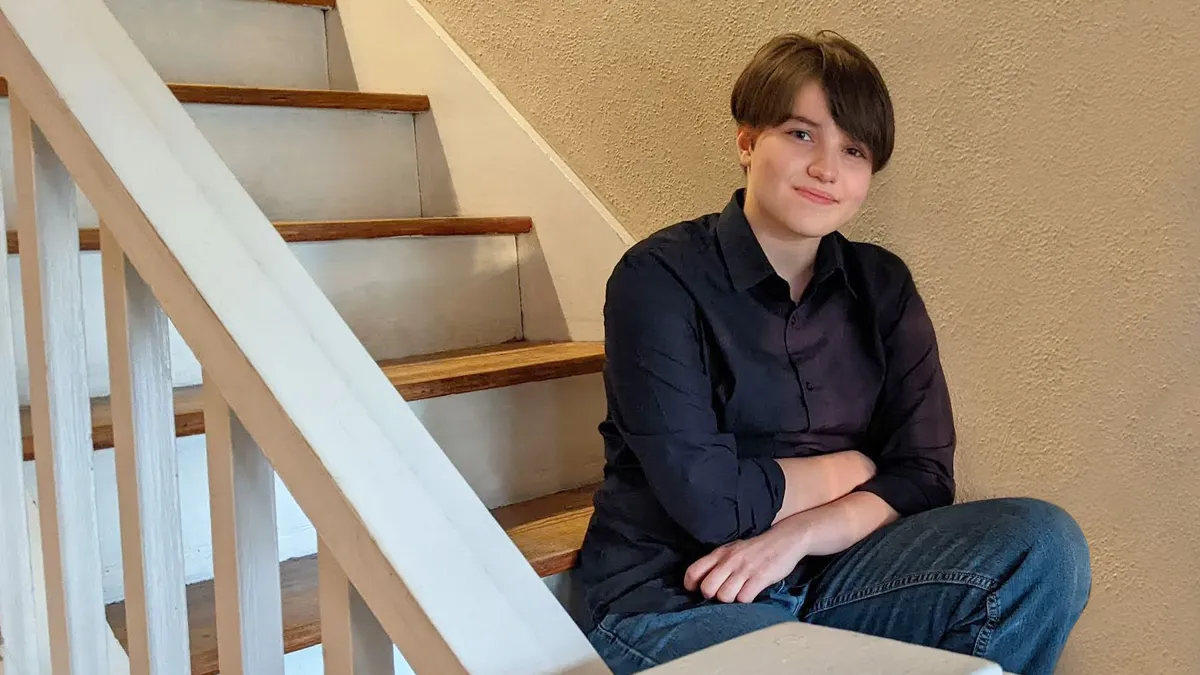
{"left": 786, "top": 115, "right": 828, "bottom": 128}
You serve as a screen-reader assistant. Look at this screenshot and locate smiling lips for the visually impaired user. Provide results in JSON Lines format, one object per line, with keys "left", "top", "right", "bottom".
{"left": 796, "top": 187, "right": 838, "bottom": 205}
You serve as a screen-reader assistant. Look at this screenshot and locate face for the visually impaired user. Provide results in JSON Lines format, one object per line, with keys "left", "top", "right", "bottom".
{"left": 737, "top": 80, "right": 874, "bottom": 239}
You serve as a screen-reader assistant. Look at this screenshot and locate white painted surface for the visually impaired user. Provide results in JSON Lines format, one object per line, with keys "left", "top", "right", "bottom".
{"left": 2, "top": 0, "right": 606, "bottom": 671}
{"left": 0, "top": 101, "right": 422, "bottom": 228}
{"left": 326, "top": 9, "right": 359, "bottom": 91}
{"left": 411, "top": 374, "right": 606, "bottom": 507}
{"left": 0, "top": 110, "right": 40, "bottom": 675}
{"left": 93, "top": 375, "right": 603, "bottom": 604}
{"left": 287, "top": 572, "right": 578, "bottom": 675}
{"left": 11, "top": 100, "right": 109, "bottom": 674}
{"left": 205, "top": 385, "right": 286, "bottom": 675}
{"left": 24, "top": 465, "right": 134, "bottom": 675}
{"left": 94, "top": 437, "right": 317, "bottom": 604}
{"left": 100, "top": 229, "right": 190, "bottom": 675}
{"left": 104, "top": 0, "right": 330, "bottom": 89}
{"left": 319, "top": 539, "right": 395, "bottom": 675}
{"left": 289, "top": 236, "right": 521, "bottom": 360}
{"left": 7, "top": 235, "right": 519, "bottom": 401}
{"left": 334, "top": 1, "right": 634, "bottom": 341}
{"left": 645, "top": 623, "right": 1002, "bottom": 675}
{"left": 185, "top": 105, "right": 422, "bottom": 222}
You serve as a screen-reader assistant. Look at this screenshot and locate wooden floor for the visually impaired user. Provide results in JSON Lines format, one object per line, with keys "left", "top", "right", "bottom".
{"left": 105, "top": 483, "right": 599, "bottom": 675}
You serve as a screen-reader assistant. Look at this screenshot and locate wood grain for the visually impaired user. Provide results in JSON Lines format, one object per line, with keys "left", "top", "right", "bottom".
{"left": 205, "top": 384, "right": 285, "bottom": 675}
{"left": 106, "top": 483, "right": 600, "bottom": 675}
{"left": 6, "top": 217, "right": 532, "bottom": 253}
{"left": 0, "top": 79, "right": 426, "bottom": 112}
{"left": 168, "top": 84, "right": 428, "bottom": 112}
{"left": 378, "top": 341, "right": 606, "bottom": 401}
{"left": 11, "top": 96, "right": 111, "bottom": 672}
{"left": 267, "top": 0, "right": 336, "bottom": 7}
{"left": 21, "top": 342, "right": 602, "bottom": 460}
{"left": 101, "top": 226, "right": 191, "bottom": 673}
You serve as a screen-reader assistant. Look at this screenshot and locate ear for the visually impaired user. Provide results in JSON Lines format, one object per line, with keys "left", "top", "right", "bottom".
{"left": 736, "top": 125, "right": 759, "bottom": 170}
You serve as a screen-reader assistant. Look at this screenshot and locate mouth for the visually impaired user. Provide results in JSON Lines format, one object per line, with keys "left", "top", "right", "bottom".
{"left": 795, "top": 187, "right": 838, "bottom": 206}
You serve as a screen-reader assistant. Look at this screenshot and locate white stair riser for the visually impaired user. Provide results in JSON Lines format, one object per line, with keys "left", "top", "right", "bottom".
{"left": 104, "top": 0, "right": 330, "bottom": 89}
{"left": 86, "top": 375, "right": 605, "bottom": 603}
{"left": 6, "top": 236, "right": 520, "bottom": 400}
{"left": 0, "top": 102, "right": 421, "bottom": 227}
{"left": 185, "top": 104, "right": 422, "bottom": 222}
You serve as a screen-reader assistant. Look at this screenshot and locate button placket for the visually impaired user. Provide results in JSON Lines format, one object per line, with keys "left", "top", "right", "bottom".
{"left": 784, "top": 306, "right": 812, "bottom": 431}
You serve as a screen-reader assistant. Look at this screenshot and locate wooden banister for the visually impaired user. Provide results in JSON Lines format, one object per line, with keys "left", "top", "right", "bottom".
{"left": 0, "top": 0, "right": 607, "bottom": 672}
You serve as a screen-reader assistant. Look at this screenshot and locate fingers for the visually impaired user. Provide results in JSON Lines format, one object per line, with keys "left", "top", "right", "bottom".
{"left": 735, "top": 576, "right": 771, "bottom": 604}
{"left": 699, "top": 558, "right": 734, "bottom": 600}
{"left": 684, "top": 549, "right": 723, "bottom": 592}
{"left": 715, "top": 568, "right": 750, "bottom": 603}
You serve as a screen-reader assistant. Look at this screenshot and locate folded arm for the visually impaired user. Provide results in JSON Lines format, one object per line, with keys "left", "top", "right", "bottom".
{"left": 606, "top": 255, "right": 871, "bottom": 546}
{"left": 687, "top": 266, "right": 956, "bottom": 601}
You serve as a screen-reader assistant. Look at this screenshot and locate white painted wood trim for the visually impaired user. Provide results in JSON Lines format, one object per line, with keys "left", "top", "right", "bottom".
{"left": 319, "top": 538, "right": 395, "bottom": 675}
{"left": 332, "top": 0, "right": 634, "bottom": 341}
{"left": 100, "top": 225, "right": 189, "bottom": 675}
{"left": 204, "top": 379, "right": 285, "bottom": 675}
{"left": 645, "top": 622, "right": 1004, "bottom": 675}
{"left": 0, "top": 1, "right": 608, "bottom": 673}
{"left": 10, "top": 95, "right": 108, "bottom": 675}
{"left": 0, "top": 104, "right": 41, "bottom": 675}
{"left": 24, "top": 467, "right": 131, "bottom": 675}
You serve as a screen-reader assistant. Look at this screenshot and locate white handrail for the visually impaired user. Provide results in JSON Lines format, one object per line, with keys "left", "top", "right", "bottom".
{"left": 0, "top": 0, "right": 606, "bottom": 672}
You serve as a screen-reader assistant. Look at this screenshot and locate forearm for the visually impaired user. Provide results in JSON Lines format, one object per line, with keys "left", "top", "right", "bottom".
{"left": 774, "top": 491, "right": 900, "bottom": 557}
{"left": 773, "top": 451, "right": 875, "bottom": 524}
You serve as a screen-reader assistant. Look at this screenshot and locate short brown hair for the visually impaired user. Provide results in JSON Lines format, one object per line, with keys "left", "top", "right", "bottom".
{"left": 731, "top": 31, "right": 894, "bottom": 172}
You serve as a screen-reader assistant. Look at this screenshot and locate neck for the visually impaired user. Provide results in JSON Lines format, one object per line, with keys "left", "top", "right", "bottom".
{"left": 743, "top": 192, "right": 822, "bottom": 301}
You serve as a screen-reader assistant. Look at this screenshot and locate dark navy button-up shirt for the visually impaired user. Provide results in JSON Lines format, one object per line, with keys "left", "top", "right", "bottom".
{"left": 577, "top": 189, "right": 955, "bottom": 629}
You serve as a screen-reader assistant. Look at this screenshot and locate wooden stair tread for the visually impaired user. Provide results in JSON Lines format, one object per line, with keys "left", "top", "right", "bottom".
{"left": 20, "top": 342, "right": 604, "bottom": 460}
{"left": 378, "top": 341, "right": 607, "bottom": 401}
{"left": 0, "top": 80, "right": 426, "bottom": 112}
{"left": 268, "top": 0, "right": 336, "bottom": 7}
{"left": 105, "top": 483, "right": 599, "bottom": 675}
{"left": 5, "top": 217, "right": 533, "bottom": 254}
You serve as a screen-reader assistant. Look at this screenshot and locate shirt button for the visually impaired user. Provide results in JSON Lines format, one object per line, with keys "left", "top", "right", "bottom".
{"left": 805, "top": 382, "right": 816, "bottom": 391}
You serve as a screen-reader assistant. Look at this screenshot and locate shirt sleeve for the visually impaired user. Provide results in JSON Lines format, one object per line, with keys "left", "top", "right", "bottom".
{"left": 603, "top": 253, "right": 785, "bottom": 546}
{"left": 852, "top": 270, "right": 956, "bottom": 517}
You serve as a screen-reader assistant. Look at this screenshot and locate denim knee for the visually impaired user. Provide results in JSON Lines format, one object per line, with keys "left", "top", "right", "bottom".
{"left": 988, "top": 498, "right": 1092, "bottom": 614}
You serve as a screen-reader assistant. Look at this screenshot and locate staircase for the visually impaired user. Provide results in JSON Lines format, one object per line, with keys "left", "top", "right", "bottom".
{"left": 101, "top": 482, "right": 599, "bottom": 674}
{"left": 1, "top": 0, "right": 608, "bottom": 671}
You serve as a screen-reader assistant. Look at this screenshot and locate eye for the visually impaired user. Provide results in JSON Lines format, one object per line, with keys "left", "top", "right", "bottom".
{"left": 846, "top": 146, "right": 869, "bottom": 159}
{"left": 789, "top": 129, "right": 813, "bottom": 142}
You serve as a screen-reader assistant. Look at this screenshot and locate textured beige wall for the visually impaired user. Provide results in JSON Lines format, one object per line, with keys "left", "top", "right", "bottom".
{"left": 417, "top": 0, "right": 1200, "bottom": 673}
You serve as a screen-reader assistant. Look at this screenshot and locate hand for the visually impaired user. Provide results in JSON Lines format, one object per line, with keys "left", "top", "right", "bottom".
{"left": 683, "top": 519, "right": 811, "bottom": 604}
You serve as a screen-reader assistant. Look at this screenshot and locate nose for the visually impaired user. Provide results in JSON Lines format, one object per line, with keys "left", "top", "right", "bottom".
{"left": 808, "top": 147, "right": 838, "bottom": 183}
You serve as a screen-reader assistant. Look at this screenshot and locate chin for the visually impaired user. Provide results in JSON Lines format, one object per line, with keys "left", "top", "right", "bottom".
{"left": 782, "top": 219, "right": 839, "bottom": 239}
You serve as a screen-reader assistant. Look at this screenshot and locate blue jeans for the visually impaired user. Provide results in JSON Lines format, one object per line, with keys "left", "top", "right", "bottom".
{"left": 587, "top": 498, "right": 1091, "bottom": 675}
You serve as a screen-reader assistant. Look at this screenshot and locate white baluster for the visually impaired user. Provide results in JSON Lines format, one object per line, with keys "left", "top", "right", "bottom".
{"left": 101, "top": 224, "right": 189, "bottom": 674}
{"left": 319, "top": 537, "right": 395, "bottom": 675}
{"left": 205, "top": 379, "right": 284, "bottom": 675}
{"left": 0, "top": 109, "right": 42, "bottom": 675}
{"left": 11, "top": 96, "right": 107, "bottom": 674}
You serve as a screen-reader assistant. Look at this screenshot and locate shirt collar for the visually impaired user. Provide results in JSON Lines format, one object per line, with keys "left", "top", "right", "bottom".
{"left": 715, "top": 189, "right": 850, "bottom": 294}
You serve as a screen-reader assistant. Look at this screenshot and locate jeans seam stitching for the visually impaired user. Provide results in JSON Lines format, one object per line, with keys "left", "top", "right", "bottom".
{"left": 971, "top": 589, "right": 1001, "bottom": 659}
{"left": 804, "top": 570, "right": 1000, "bottom": 617}
{"left": 593, "top": 621, "right": 663, "bottom": 669}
